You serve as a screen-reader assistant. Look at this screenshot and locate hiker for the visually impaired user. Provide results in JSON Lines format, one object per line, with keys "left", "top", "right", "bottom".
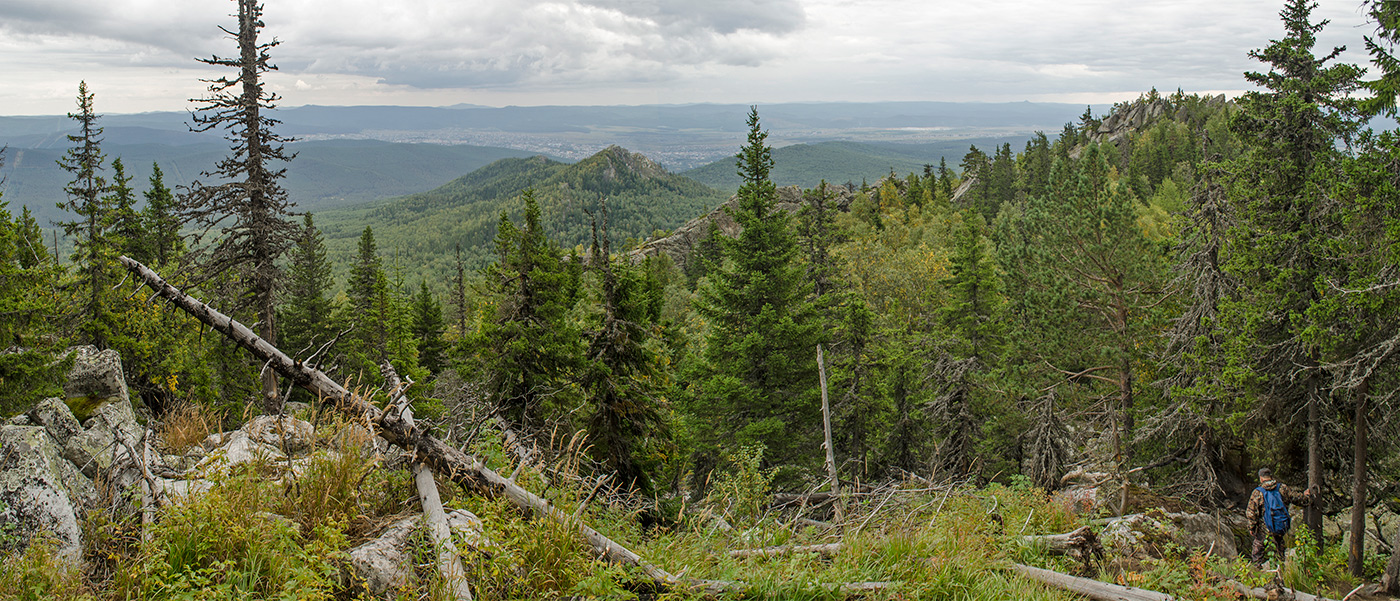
{"left": 1245, "top": 467, "right": 1313, "bottom": 567}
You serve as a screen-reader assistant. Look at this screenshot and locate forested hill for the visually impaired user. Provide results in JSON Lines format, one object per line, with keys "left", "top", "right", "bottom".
{"left": 681, "top": 137, "right": 1033, "bottom": 192}
{"left": 314, "top": 145, "right": 727, "bottom": 281}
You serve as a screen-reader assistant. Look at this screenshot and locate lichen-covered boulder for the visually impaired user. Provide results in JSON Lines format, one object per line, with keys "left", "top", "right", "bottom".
{"left": 1101, "top": 511, "right": 1240, "bottom": 558}
{"left": 28, "top": 397, "right": 83, "bottom": 447}
{"left": 244, "top": 415, "right": 316, "bottom": 455}
{"left": 62, "top": 397, "right": 142, "bottom": 480}
{"left": 0, "top": 425, "right": 97, "bottom": 561}
{"left": 345, "top": 509, "right": 490, "bottom": 596}
{"left": 1161, "top": 511, "right": 1239, "bottom": 557}
{"left": 61, "top": 346, "right": 129, "bottom": 422}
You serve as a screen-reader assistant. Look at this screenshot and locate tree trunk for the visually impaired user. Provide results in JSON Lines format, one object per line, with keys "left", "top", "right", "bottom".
{"left": 1306, "top": 378, "right": 1323, "bottom": 541}
{"left": 1348, "top": 379, "right": 1368, "bottom": 577}
{"left": 1012, "top": 564, "right": 1173, "bottom": 601}
{"left": 817, "top": 344, "right": 843, "bottom": 522}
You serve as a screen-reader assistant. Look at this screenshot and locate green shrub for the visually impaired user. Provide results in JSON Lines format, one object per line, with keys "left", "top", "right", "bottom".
{"left": 118, "top": 472, "right": 345, "bottom": 600}
{"left": 0, "top": 538, "right": 96, "bottom": 601}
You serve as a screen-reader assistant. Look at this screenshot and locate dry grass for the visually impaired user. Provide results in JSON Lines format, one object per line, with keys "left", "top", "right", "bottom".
{"left": 157, "top": 400, "right": 224, "bottom": 455}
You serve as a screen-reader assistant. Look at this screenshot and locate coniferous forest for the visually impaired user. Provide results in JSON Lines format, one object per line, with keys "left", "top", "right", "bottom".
{"left": 3, "top": 0, "right": 1400, "bottom": 599}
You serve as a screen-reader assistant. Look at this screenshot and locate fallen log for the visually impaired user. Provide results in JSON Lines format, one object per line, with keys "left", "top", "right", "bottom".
{"left": 1011, "top": 564, "right": 1174, "bottom": 601}
{"left": 388, "top": 363, "right": 473, "bottom": 601}
{"left": 118, "top": 256, "right": 915, "bottom": 598}
{"left": 1226, "top": 580, "right": 1341, "bottom": 601}
{"left": 729, "top": 543, "right": 843, "bottom": 559}
{"left": 116, "top": 256, "right": 704, "bottom": 593}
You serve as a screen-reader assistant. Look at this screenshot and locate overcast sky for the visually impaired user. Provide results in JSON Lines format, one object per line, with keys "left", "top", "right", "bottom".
{"left": 0, "top": 0, "right": 1381, "bottom": 115}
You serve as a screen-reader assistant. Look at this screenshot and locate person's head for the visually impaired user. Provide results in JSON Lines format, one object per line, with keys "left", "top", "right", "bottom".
{"left": 1257, "top": 467, "right": 1273, "bottom": 483}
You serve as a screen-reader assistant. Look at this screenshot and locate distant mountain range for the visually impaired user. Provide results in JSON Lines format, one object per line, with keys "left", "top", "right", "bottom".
{"left": 0, "top": 140, "right": 550, "bottom": 227}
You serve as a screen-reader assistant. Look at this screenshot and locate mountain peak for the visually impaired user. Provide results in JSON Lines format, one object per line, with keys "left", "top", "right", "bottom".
{"left": 578, "top": 145, "right": 669, "bottom": 182}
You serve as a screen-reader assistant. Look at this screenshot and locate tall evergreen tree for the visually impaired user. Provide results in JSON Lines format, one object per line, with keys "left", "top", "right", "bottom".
{"left": 580, "top": 201, "right": 668, "bottom": 492}
{"left": 181, "top": 0, "right": 299, "bottom": 413}
{"left": 411, "top": 281, "right": 447, "bottom": 374}
{"left": 141, "top": 163, "right": 182, "bottom": 267}
{"left": 279, "top": 213, "right": 335, "bottom": 362}
{"left": 691, "top": 107, "right": 822, "bottom": 473}
{"left": 477, "top": 190, "right": 582, "bottom": 430}
{"left": 106, "top": 158, "right": 146, "bottom": 262}
{"left": 1223, "top": 0, "right": 1363, "bottom": 540}
{"left": 55, "top": 81, "right": 116, "bottom": 348}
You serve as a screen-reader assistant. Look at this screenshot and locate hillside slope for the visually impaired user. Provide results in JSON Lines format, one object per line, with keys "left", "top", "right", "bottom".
{"left": 0, "top": 140, "right": 549, "bottom": 226}
{"left": 315, "top": 146, "right": 727, "bottom": 283}
{"left": 682, "top": 138, "right": 1034, "bottom": 191}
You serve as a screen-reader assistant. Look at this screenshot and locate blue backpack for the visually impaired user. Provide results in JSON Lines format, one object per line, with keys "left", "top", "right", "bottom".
{"left": 1258, "top": 486, "right": 1290, "bottom": 534}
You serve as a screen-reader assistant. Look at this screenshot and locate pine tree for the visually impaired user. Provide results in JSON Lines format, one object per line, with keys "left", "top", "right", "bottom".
{"left": 181, "top": 0, "right": 299, "bottom": 413}
{"left": 55, "top": 81, "right": 116, "bottom": 347}
{"left": 141, "top": 163, "right": 182, "bottom": 267}
{"left": 279, "top": 213, "right": 335, "bottom": 362}
{"left": 1007, "top": 145, "right": 1170, "bottom": 511}
{"left": 691, "top": 107, "right": 823, "bottom": 473}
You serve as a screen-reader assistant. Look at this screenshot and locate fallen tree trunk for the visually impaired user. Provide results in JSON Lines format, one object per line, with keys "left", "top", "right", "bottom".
{"left": 119, "top": 256, "right": 919, "bottom": 598}
{"left": 729, "top": 543, "right": 843, "bottom": 559}
{"left": 1226, "top": 580, "right": 1341, "bottom": 601}
{"left": 388, "top": 364, "right": 473, "bottom": 601}
{"left": 1011, "top": 564, "right": 1174, "bottom": 601}
{"left": 117, "top": 256, "right": 707, "bottom": 593}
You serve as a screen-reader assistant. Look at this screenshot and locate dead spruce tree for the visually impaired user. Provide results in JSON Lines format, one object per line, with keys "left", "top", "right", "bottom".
{"left": 181, "top": 0, "right": 298, "bottom": 414}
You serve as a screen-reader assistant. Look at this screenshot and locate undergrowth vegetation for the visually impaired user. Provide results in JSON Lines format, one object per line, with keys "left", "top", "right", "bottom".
{"left": 1, "top": 411, "right": 1391, "bottom": 600}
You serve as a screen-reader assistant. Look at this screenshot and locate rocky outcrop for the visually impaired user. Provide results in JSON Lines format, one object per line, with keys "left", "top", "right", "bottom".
{"left": 1100, "top": 511, "right": 1242, "bottom": 558}
{"left": 27, "top": 397, "right": 83, "bottom": 447}
{"left": 1081, "top": 94, "right": 1229, "bottom": 151}
{"left": 61, "top": 345, "right": 129, "bottom": 422}
{"left": 346, "top": 509, "right": 491, "bottom": 597}
{"left": 629, "top": 184, "right": 850, "bottom": 271}
{"left": 62, "top": 396, "right": 142, "bottom": 481}
{"left": 243, "top": 414, "right": 316, "bottom": 455}
{"left": 0, "top": 425, "right": 98, "bottom": 561}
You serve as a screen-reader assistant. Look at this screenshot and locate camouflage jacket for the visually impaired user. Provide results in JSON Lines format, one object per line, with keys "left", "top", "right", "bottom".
{"left": 1245, "top": 479, "right": 1309, "bottom": 536}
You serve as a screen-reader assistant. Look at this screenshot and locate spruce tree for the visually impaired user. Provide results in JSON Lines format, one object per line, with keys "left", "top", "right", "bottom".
{"left": 691, "top": 107, "right": 822, "bottom": 473}
{"left": 1223, "top": 0, "right": 1363, "bottom": 539}
{"left": 411, "top": 281, "right": 447, "bottom": 374}
{"left": 181, "top": 0, "right": 299, "bottom": 413}
{"left": 279, "top": 213, "right": 335, "bottom": 362}
{"left": 55, "top": 81, "right": 116, "bottom": 347}
{"left": 477, "top": 190, "right": 582, "bottom": 430}
{"left": 580, "top": 201, "right": 668, "bottom": 491}
{"left": 106, "top": 158, "right": 145, "bottom": 263}
{"left": 141, "top": 163, "right": 182, "bottom": 267}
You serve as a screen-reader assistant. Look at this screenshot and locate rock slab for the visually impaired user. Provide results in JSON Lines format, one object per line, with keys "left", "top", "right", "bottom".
{"left": 0, "top": 425, "right": 98, "bottom": 561}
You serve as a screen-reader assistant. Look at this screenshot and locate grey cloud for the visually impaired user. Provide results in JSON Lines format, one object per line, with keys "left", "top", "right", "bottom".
{"left": 578, "top": 0, "right": 806, "bottom": 34}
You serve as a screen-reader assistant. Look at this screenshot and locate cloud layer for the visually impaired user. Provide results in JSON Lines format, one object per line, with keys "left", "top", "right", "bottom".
{"left": 0, "top": 0, "right": 1379, "bottom": 114}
